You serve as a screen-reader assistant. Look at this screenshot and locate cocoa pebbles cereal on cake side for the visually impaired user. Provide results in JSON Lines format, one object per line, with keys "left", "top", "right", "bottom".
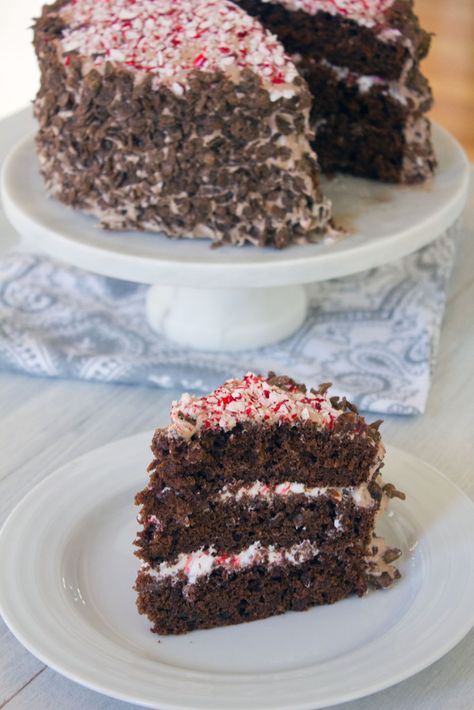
{"left": 134, "top": 373, "right": 406, "bottom": 635}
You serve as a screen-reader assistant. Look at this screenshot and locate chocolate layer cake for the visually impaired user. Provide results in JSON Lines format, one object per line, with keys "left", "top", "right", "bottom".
{"left": 33, "top": 0, "right": 332, "bottom": 247}
{"left": 235, "top": 0, "right": 436, "bottom": 183}
{"left": 134, "top": 373, "right": 405, "bottom": 635}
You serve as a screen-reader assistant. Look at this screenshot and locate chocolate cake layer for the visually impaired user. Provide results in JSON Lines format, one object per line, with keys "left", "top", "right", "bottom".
{"left": 314, "top": 115, "right": 435, "bottom": 182}
{"left": 135, "top": 484, "right": 381, "bottom": 564}
{"left": 33, "top": 0, "right": 332, "bottom": 247}
{"left": 135, "top": 550, "right": 369, "bottom": 635}
{"left": 150, "top": 418, "right": 382, "bottom": 490}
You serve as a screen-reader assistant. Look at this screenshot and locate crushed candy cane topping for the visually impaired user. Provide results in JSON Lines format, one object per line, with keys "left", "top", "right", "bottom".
{"left": 58, "top": 0, "right": 298, "bottom": 95}
{"left": 260, "top": 0, "right": 395, "bottom": 27}
{"left": 170, "top": 372, "right": 341, "bottom": 438}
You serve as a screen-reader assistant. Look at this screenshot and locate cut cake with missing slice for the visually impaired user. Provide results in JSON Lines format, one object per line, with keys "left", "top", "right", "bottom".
{"left": 134, "top": 373, "right": 405, "bottom": 635}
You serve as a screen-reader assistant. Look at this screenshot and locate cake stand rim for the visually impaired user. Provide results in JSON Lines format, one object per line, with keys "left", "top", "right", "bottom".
{"left": 1, "top": 123, "right": 470, "bottom": 289}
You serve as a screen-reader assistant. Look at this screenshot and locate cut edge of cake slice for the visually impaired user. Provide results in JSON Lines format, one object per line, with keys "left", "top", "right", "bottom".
{"left": 235, "top": 0, "right": 437, "bottom": 183}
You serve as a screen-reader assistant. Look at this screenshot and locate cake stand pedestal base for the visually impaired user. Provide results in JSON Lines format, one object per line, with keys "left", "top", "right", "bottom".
{"left": 146, "top": 284, "right": 308, "bottom": 351}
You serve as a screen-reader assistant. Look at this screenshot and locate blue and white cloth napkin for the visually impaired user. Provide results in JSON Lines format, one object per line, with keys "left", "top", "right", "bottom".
{"left": 0, "top": 227, "right": 457, "bottom": 415}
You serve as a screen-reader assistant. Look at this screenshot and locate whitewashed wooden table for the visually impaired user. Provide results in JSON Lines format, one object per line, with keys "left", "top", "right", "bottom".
{"left": 0, "top": 110, "right": 473, "bottom": 710}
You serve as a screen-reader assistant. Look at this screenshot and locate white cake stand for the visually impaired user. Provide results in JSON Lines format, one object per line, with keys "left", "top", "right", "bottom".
{"left": 1, "top": 125, "right": 470, "bottom": 351}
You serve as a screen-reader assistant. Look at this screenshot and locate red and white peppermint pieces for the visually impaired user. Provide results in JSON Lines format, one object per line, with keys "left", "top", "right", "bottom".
{"left": 170, "top": 372, "right": 340, "bottom": 438}
{"left": 59, "top": 0, "right": 298, "bottom": 95}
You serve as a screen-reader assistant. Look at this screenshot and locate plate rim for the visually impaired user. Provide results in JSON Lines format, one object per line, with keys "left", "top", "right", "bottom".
{"left": 1, "top": 124, "right": 470, "bottom": 288}
{"left": 1, "top": 433, "right": 474, "bottom": 710}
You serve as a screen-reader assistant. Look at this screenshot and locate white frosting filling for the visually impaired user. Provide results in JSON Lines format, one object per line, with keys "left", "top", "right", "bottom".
{"left": 145, "top": 539, "right": 320, "bottom": 585}
{"left": 58, "top": 0, "right": 299, "bottom": 100}
{"left": 218, "top": 479, "right": 378, "bottom": 508}
{"left": 314, "top": 57, "right": 429, "bottom": 110}
{"left": 169, "top": 373, "right": 342, "bottom": 439}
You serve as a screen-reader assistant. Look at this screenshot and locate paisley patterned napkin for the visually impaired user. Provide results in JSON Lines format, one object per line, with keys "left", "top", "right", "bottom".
{"left": 0, "top": 227, "right": 457, "bottom": 414}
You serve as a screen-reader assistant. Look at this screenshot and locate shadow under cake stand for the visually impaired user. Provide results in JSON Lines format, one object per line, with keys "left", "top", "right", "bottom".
{"left": 1, "top": 125, "right": 470, "bottom": 352}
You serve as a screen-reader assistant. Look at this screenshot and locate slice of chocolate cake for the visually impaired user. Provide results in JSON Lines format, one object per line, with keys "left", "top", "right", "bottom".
{"left": 33, "top": 0, "right": 332, "bottom": 247}
{"left": 134, "top": 373, "right": 405, "bottom": 635}
{"left": 235, "top": 0, "right": 436, "bottom": 183}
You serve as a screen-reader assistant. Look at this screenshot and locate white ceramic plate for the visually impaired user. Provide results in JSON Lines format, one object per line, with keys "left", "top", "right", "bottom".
{"left": 1, "top": 432, "right": 474, "bottom": 710}
{"left": 0, "top": 124, "right": 470, "bottom": 287}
